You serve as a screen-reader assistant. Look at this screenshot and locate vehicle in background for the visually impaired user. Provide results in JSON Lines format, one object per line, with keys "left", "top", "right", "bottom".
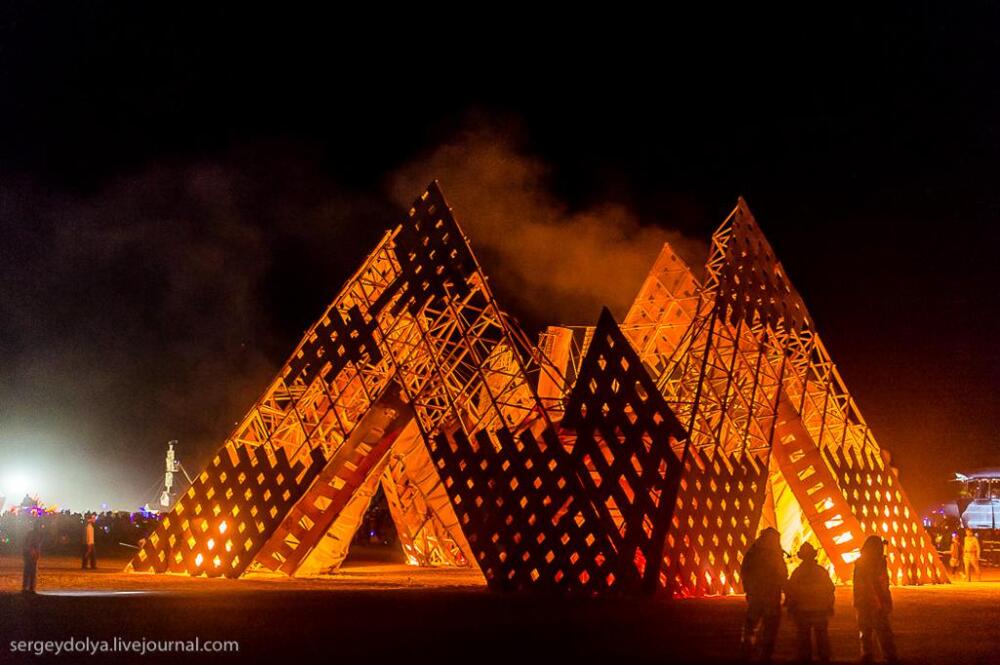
{"left": 924, "top": 469, "right": 999, "bottom": 566}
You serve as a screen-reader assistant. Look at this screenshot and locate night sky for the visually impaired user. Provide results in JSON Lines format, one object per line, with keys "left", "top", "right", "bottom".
{"left": 1, "top": 6, "right": 998, "bottom": 512}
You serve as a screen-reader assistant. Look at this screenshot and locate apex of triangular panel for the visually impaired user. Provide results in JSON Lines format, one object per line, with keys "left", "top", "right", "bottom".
{"left": 422, "top": 180, "right": 459, "bottom": 220}
{"left": 734, "top": 195, "right": 756, "bottom": 218}
{"left": 649, "top": 242, "right": 695, "bottom": 272}
{"left": 596, "top": 305, "right": 618, "bottom": 330}
{"left": 418, "top": 179, "right": 445, "bottom": 204}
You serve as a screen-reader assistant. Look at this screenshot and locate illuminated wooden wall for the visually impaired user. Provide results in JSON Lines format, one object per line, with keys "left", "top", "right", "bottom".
{"left": 130, "top": 185, "right": 946, "bottom": 592}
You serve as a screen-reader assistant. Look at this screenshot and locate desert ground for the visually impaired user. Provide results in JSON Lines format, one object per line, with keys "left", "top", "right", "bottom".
{"left": 1, "top": 551, "right": 997, "bottom": 664}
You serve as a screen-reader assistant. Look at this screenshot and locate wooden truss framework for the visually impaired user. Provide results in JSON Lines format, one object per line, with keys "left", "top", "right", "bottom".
{"left": 548, "top": 199, "right": 945, "bottom": 590}
{"left": 129, "top": 183, "right": 528, "bottom": 577}
{"left": 429, "top": 308, "right": 688, "bottom": 593}
{"left": 130, "top": 182, "right": 572, "bottom": 582}
{"left": 130, "top": 184, "right": 945, "bottom": 594}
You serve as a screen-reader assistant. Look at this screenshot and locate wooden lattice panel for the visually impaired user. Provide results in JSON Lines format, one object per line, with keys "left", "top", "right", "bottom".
{"left": 769, "top": 394, "right": 867, "bottom": 583}
{"left": 130, "top": 185, "right": 948, "bottom": 595}
{"left": 562, "top": 307, "right": 687, "bottom": 593}
{"left": 621, "top": 243, "right": 702, "bottom": 380}
{"left": 430, "top": 425, "right": 624, "bottom": 593}
{"left": 383, "top": 186, "right": 476, "bottom": 318}
{"left": 294, "top": 454, "right": 389, "bottom": 576}
{"left": 253, "top": 392, "right": 412, "bottom": 575}
{"left": 374, "top": 183, "right": 541, "bottom": 441}
{"left": 710, "top": 197, "right": 812, "bottom": 334}
{"left": 824, "top": 445, "right": 948, "bottom": 584}
{"left": 662, "top": 447, "right": 768, "bottom": 596}
{"left": 130, "top": 183, "right": 489, "bottom": 578}
{"left": 130, "top": 444, "right": 327, "bottom": 578}
{"left": 285, "top": 303, "right": 383, "bottom": 387}
{"left": 705, "top": 200, "right": 947, "bottom": 585}
{"left": 382, "top": 420, "right": 473, "bottom": 566}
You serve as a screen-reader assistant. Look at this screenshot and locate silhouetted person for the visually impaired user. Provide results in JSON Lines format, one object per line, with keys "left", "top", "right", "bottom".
{"left": 740, "top": 527, "right": 787, "bottom": 663}
{"left": 22, "top": 519, "right": 43, "bottom": 594}
{"left": 786, "top": 542, "right": 835, "bottom": 664}
{"left": 948, "top": 533, "right": 962, "bottom": 575}
{"left": 82, "top": 514, "right": 97, "bottom": 569}
{"left": 963, "top": 528, "right": 981, "bottom": 582}
{"left": 853, "top": 536, "right": 898, "bottom": 664}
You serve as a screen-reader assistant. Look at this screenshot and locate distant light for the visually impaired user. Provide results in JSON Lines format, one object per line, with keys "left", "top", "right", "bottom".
{"left": 2, "top": 471, "right": 36, "bottom": 499}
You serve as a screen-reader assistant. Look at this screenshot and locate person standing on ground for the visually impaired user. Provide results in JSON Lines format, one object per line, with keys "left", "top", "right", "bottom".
{"left": 963, "top": 528, "right": 981, "bottom": 582}
{"left": 853, "top": 536, "right": 898, "bottom": 665}
{"left": 22, "top": 519, "right": 43, "bottom": 594}
{"left": 785, "top": 542, "right": 835, "bottom": 664}
{"left": 82, "top": 514, "right": 97, "bottom": 570}
{"left": 740, "top": 527, "right": 788, "bottom": 663}
{"left": 948, "top": 533, "right": 962, "bottom": 575}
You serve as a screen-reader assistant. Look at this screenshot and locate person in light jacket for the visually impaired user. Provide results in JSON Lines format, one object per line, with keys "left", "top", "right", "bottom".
{"left": 82, "top": 514, "right": 97, "bottom": 569}
{"left": 963, "top": 528, "right": 981, "bottom": 582}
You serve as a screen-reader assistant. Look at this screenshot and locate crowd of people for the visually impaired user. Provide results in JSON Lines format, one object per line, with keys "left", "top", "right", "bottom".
{"left": 925, "top": 519, "right": 997, "bottom": 567}
{"left": 2, "top": 508, "right": 157, "bottom": 548}
{"left": 1, "top": 505, "right": 160, "bottom": 593}
{"left": 740, "top": 526, "right": 990, "bottom": 663}
{"left": 946, "top": 528, "right": 983, "bottom": 581}
{"left": 3, "top": 495, "right": 401, "bottom": 594}
{"left": 0, "top": 507, "right": 159, "bottom": 556}
{"left": 741, "top": 529, "right": 896, "bottom": 664}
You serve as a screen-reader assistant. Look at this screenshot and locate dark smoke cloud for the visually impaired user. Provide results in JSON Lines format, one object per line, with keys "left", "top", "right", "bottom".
{"left": 0, "top": 130, "right": 701, "bottom": 509}
{"left": 390, "top": 124, "right": 705, "bottom": 327}
{"left": 0, "top": 164, "right": 280, "bottom": 508}
{"left": 0, "top": 153, "right": 393, "bottom": 509}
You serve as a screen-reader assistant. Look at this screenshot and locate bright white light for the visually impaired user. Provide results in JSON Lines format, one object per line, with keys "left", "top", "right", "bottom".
{"left": 3, "top": 471, "right": 36, "bottom": 499}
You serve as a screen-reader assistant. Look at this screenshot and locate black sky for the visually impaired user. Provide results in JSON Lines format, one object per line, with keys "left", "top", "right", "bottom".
{"left": 0, "top": 5, "right": 998, "bottom": 511}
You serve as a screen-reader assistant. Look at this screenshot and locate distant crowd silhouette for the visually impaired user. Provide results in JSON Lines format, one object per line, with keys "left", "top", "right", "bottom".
{"left": 1, "top": 503, "right": 159, "bottom": 561}
{"left": 2, "top": 500, "right": 161, "bottom": 595}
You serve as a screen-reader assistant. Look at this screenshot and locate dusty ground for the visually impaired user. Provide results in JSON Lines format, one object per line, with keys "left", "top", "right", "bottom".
{"left": 1, "top": 554, "right": 998, "bottom": 664}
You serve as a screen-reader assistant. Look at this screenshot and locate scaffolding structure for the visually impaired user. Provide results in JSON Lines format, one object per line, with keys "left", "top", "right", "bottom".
{"left": 130, "top": 186, "right": 946, "bottom": 595}
{"left": 544, "top": 199, "right": 946, "bottom": 591}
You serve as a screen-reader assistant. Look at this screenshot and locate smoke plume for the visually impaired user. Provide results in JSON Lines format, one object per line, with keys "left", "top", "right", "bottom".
{"left": 0, "top": 129, "right": 704, "bottom": 509}
{"left": 390, "top": 125, "right": 704, "bottom": 327}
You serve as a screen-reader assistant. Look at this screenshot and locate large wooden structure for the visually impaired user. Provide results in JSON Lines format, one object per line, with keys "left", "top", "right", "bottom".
{"left": 543, "top": 199, "right": 947, "bottom": 591}
{"left": 129, "top": 186, "right": 946, "bottom": 594}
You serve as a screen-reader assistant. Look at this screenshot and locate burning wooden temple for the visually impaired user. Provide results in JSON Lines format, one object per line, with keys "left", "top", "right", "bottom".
{"left": 128, "top": 183, "right": 947, "bottom": 595}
